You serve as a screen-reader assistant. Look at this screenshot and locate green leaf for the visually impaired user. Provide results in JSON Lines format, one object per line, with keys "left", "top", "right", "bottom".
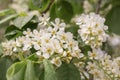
{"left": 50, "top": 0, "right": 75, "bottom": 23}
{"left": 0, "top": 14, "right": 17, "bottom": 24}
{"left": 27, "top": 53, "right": 38, "bottom": 61}
{"left": 50, "top": 4, "right": 58, "bottom": 21}
{"left": 56, "top": 0, "right": 74, "bottom": 23}
{"left": 57, "top": 63, "right": 81, "bottom": 80}
{"left": 13, "top": 15, "right": 34, "bottom": 29}
{"left": 34, "top": 64, "right": 44, "bottom": 80}
{"left": 0, "top": 57, "right": 13, "bottom": 80}
{"left": 43, "top": 59, "right": 57, "bottom": 80}
{"left": 24, "top": 60, "right": 38, "bottom": 80}
{"left": 5, "top": 25, "right": 22, "bottom": 40}
{"left": 6, "top": 61, "right": 26, "bottom": 80}
{"left": 39, "top": 0, "right": 51, "bottom": 13}
{"left": 0, "top": 9, "right": 15, "bottom": 16}
{"left": 111, "top": 0, "right": 120, "bottom": 7}
{"left": 21, "top": 21, "right": 38, "bottom": 30}
{"left": 29, "top": 0, "right": 42, "bottom": 10}
{"left": 65, "top": 0, "right": 83, "bottom": 14}
{"left": 29, "top": 0, "right": 51, "bottom": 12}
{"left": 65, "top": 24, "right": 79, "bottom": 37}
{"left": 5, "top": 16, "right": 37, "bottom": 40}
{"left": 39, "top": 69, "right": 44, "bottom": 80}
{"left": 105, "top": 6, "right": 120, "bottom": 35}
{"left": 0, "top": 44, "right": 3, "bottom": 56}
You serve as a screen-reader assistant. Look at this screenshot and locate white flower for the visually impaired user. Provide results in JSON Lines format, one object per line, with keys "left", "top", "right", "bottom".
{"left": 15, "top": 36, "right": 25, "bottom": 47}
{"left": 42, "top": 43, "right": 54, "bottom": 54}
{"left": 76, "top": 13, "right": 108, "bottom": 48}
{"left": 52, "top": 39, "right": 63, "bottom": 53}
{"left": 90, "top": 69, "right": 101, "bottom": 79}
{"left": 38, "top": 14, "right": 50, "bottom": 26}
{"left": 51, "top": 18, "right": 66, "bottom": 29}
{"left": 22, "top": 37, "right": 33, "bottom": 51}
{"left": 36, "top": 51, "right": 41, "bottom": 56}
{"left": 2, "top": 17, "right": 83, "bottom": 67}
{"left": 43, "top": 53, "right": 50, "bottom": 59}
{"left": 33, "top": 42, "right": 41, "bottom": 50}
{"left": 23, "top": 28, "right": 33, "bottom": 37}
{"left": 88, "top": 49, "right": 104, "bottom": 60}
{"left": 86, "top": 48, "right": 120, "bottom": 79}
{"left": 1, "top": 40, "right": 13, "bottom": 56}
{"left": 47, "top": 27, "right": 58, "bottom": 35}
{"left": 51, "top": 57, "right": 62, "bottom": 67}
{"left": 86, "top": 62, "right": 96, "bottom": 71}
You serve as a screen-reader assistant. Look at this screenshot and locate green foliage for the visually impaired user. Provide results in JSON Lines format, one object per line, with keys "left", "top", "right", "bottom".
{"left": 0, "top": 14, "right": 18, "bottom": 24}
{"left": 13, "top": 15, "right": 34, "bottom": 29}
{"left": 50, "top": 4, "right": 57, "bottom": 21}
{"left": 111, "top": 0, "right": 120, "bottom": 7}
{"left": 55, "top": 0, "right": 74, "bottom": 23}
{"left": 0, "top": 44, "right": 3, "bottom": 56}
{"left": 27, "top": 53, "right": 38, "bottom": 61}
{"left": 105, "top": 6, "right": 120, "bottom": 35}
{"left": 6, "top": 61, "right": 26, "bottom": 80}
{"left": 65, "top": 0, "right": 83, "bottom": 14}
{"left": 65, "top": 24, "right": 79, "bottom": 37}
{"left": 29, "top": 0, "right": 42, "bottom": 10}
{"left": 43, "top": 59, "right": 57, "bottom": 80}
{"left": 29, "top": 0, "right": 51, "bottom": 13}
{"left": 0, "top": 57, "right": 13, "bottom": 80}
{"left": 24, "top": 60, "right": 38, "bottom": 80}
{"left": 56, "top": 62, "right": 81, "bottom": 80}
{"left": 39, "top": 0, "right": 51, "bottom": 13}
{"left": 7, "top": 60, "right": 38, "bottom": 80}
{"left": 5, "top": 25, "right": 22, "bottom": 40}
{"left": 21, "top": 20, "right": 38, "bottom": 30}
{"left": 34, "top": 64, "right": 44, "bottom": 80}
{"left": 50, "top": 0, "right": 74, "bottom": 23}
{"left": 4, "top": 15, "right": 38, "bottom": 40}
{"left": 0, "top": 9, "right": 15, "bottom": 17}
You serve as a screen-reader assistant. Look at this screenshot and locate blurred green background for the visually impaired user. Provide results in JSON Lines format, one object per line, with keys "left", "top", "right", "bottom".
{"left": 0, "top": 0, "right": 12, "bottom": 42}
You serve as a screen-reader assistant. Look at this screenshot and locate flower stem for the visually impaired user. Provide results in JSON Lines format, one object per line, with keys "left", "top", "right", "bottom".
{"left": 96, "top": 0, "right": 102, "bottom": 14}
{"left": 18, "top": 52, "right": 24, "bottom": 61}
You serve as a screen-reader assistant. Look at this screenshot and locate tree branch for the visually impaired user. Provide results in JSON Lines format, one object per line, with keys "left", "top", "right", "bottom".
{"left": 41, "top": 0, "right": 54, "bottom": 14}
{"left": 96, "top": 0, "right": 102, "bottom": 14}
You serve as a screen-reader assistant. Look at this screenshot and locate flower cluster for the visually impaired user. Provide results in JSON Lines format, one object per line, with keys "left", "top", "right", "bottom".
{"left": 76, "top": 13, "right": 108, "bottom": 48}
{"left": 2, "top": 13, "right": 120, "bottom": 80}
{"left": 86, "top": 49, "right": 120, "bottom": 80}
{"left": 2, "top": 17, "right": 83, "bottom": 67}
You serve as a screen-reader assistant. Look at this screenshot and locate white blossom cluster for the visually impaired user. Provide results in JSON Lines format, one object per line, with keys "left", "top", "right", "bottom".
{"left": 2, "top": 13, "right": 120, "bottom": 79}
{"left": 2, "top": 17, "right": 83, "bottom": 67}
{"left": 74, "top": 48, "right": 120, "bottom": 80}
{"left": 86, "top": 49, "right": 120, "bottom": 80}
{"left": 76, "top": 13, "right": 108, "bottom": 48}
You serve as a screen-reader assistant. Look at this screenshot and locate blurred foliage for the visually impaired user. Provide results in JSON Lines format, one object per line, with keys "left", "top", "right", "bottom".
{"left": 56, "top": 62, "right": 81, "bottom": 80}
{"left": 105, "top": 6, "right": 120, "bottom": 35}
{"left": 0, "top": 57, "right": 13, "bottom": 80}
